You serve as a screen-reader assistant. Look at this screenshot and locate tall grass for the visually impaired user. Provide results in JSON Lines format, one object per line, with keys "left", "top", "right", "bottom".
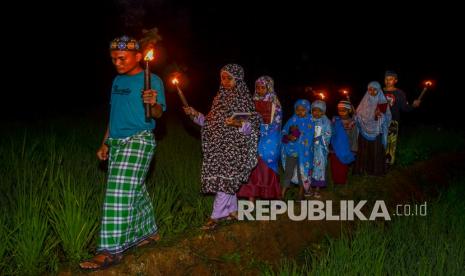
{"left": 48, "top": 172, "right": 100, "bottom": 264}
{"left": 261, "top": 259, "right": 306, "bottom": 276}
{"left": 0, "top": 214, "right": 12, "bottom": 275}
{"left": 262, "top": 178, "right": 465, "bottom": 275}
{"left": 396, "top": 125, "right": 465, "bottom": 166}
{"left": 382, "top": 181, "right": 465, "bottom": 274}
{"left": 12, "top": 184, "right": 58, "bottom": 276}
{"left": 0, "top": 126, "right": 104, "bottom": 274}
{"left": 149, "top": 119, "right": 212, "bottom": 236}
{"left": 6, "top": 137, "right": 59, "bottom": 275}
{"left": 309, "top": 224, "right": 388, "bottom": 275}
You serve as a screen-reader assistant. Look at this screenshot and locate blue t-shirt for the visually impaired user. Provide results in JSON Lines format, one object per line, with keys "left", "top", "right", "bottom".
{"left": 109, "top": 71, "right": 166, "bottom": 139}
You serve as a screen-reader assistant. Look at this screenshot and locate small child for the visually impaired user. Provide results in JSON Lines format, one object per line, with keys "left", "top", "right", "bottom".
{"left": 281, "top": 99, "right": 314, "bottom": 199}
{"left": 310, "top": 100, "right": 332, "bottom": 198}
{"left": 330, "top": 100, "right": 357, "bottom": 185}
{"left": 237, "top": 76, "right": 282, "bottom": 201}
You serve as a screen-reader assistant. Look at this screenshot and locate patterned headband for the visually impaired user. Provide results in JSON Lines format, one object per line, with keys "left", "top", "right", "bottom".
{"left": 337, "top": 100, "right": 352, "bottom": 110}
{"left": 110, "top": 35, "right": 141, "bottom": 51}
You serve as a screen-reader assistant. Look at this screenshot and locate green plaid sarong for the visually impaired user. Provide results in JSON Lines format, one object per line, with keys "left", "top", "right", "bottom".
{"left": 97, "top": 130, "right": 157, "bottom": 254}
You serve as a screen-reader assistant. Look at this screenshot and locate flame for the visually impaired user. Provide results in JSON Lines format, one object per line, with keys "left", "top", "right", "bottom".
{"left": 337, "top": 88, "right": 350, "bottom": 96}
{"left": 313, "top": 90, "right": 327, "bottom": 100}
{"left": 172, "top": 78, "right": 179, "bottom": 85}
{"left": 424, "top": 80, "right": 433, "bottom": 87}
{"left": 144, "top": 49, "right": 154, "bottom": 61}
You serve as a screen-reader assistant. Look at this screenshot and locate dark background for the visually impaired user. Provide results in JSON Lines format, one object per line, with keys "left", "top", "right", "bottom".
{"left": 4, "top": 0, "right": 463, "bottom": 127}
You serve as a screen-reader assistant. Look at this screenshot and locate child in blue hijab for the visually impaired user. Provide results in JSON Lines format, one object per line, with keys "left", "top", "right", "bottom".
{"left": 281, "top": 99, "right": 314, "bottom": 199}
{"left": 330, "top": 100, "right": 357, "bottom": 185}
{"left": 309, "top": 100, "right": 332, "bottom": 198}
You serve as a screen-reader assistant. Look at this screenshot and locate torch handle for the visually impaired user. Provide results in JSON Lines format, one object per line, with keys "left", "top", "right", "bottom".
{"left": 144, "top": 103, "right": 151, "bottom": 120}
{"left": 176, "top": 86, "right": 189, "bottom": 107}
{"left": 144, "top": 62, "right": 152, "bottom": 121}
{"left": 417, "top": 87, "right": 428, "bottom": 101}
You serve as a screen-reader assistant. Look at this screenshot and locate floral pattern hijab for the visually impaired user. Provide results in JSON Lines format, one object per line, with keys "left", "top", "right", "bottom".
{"left": 201, "top": 64, "right": 260, "bottom": 194}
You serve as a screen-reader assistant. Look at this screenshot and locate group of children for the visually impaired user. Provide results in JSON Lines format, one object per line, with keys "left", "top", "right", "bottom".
{"left": 239, "top": 78, "right": 394, "bottom": 201}
{"left": 279, "top": 99, "right": 332, "bottom": 199}
{"left": 183, "top": 64, "right": 407, "bottom": 231}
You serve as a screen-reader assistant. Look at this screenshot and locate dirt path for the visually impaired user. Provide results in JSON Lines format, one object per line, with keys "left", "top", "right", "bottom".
{"left": 61, "top": 152, "right": 465, "bottom": 275}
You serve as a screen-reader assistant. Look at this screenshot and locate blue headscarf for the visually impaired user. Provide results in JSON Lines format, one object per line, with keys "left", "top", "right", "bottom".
{"left": 310, "top": 100, "right": 331, "bottom": 146}
{"left": 311, "top": 100, "right": 326, "bottom": 113}
{"left": 332, "top": 100, "right": 356, "bottom": 164}
{"left": 355, "top": 81, "right": 392, "bottom": 147}
{"left": 281, "top": 99, "right": 314, "bottom": 183}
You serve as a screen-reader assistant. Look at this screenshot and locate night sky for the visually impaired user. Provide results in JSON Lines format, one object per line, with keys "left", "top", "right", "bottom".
{"left": 5, "top": 1, "right": 463, "bottom": 126}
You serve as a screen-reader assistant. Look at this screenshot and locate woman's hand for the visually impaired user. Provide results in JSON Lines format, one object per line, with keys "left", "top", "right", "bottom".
{"left": 183, "top": 106, "right": 199, "bottom": 117}
{"left": 375, "top": 108, "right": 382, "bottom": 119}
{"left": 225, "top": 118, "right": 242, "bottom": 127}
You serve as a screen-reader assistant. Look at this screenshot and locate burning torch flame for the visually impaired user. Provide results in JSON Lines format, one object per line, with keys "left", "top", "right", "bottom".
{"left": 172, "top": 76, "right": 189, "bottom": 107}
{"left": 418, "top": 80, "right": 434, "bottom": 101}
{"left": 144, "top": 49, "right": 154, "bottom": 61}
{"left": 319, "top": 93, "right": 326, "bottom": 100}
{"left": 339, "top": 89, "right": 351, "bottom": 102}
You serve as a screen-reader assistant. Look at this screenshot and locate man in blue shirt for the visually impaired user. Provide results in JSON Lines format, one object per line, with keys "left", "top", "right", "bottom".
{"left": 80, "top": 35, "right": 166, "bottom": 270}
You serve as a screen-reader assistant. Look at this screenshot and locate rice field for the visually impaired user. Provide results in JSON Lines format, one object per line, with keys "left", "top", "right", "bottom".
{"left": 0, "top": 114, "right": 463, "bottom": 275}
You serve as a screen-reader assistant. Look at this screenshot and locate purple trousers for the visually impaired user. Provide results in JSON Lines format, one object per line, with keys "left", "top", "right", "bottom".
{"left": 211, "top": 192, "right": 237, "bottom": 220}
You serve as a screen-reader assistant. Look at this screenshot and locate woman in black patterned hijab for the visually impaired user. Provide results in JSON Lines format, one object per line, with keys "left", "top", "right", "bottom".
{"left": 184, "top": 64, "right": 260, "bottom": 229}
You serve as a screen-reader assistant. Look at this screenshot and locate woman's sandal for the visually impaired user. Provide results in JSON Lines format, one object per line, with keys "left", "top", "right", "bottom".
{"left": 200, "top": 218, "right": 218, "bottom": 230}
{"left": 304, "top": 190, "right": 314, "bottom": 197}
{"left": 79, "top": 251, "right": 122, "bottom": 271}
{"left": 137, "top": 233, "right": 160, "bottom": 248}
{"left": 226, "top": 213, "right": 238, "bottom": 221}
